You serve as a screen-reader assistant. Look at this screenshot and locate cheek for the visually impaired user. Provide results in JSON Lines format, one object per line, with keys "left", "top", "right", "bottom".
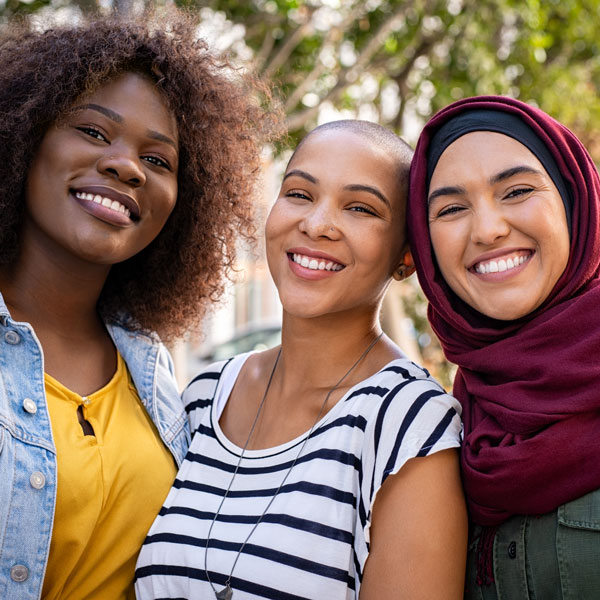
{"left": 430, "top": 224, "right": 458, "bottom": 264}
{"left": 429, "top": 223, "right": 468, "bottom": 292}
{"left": 162, "top": 179, "right": 178, "bottom": 213}
{"left": 264, "top": 201, "right": 291, "bottom": 247}
{"left": 539, "top": 215, "right": 570, "bottom": 278}
{"left": 147, "top": 181, "right": 178, "bottom": 230}
{"left": 356, "top": 224, "right": 402, "bottom": 280}
{"left": 264, "top": 204, "right": 285, "bottom": 274}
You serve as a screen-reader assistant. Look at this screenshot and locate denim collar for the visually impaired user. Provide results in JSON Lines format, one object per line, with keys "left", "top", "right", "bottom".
{"left": 0, "top": 291, "right": 10, "bottom": 326}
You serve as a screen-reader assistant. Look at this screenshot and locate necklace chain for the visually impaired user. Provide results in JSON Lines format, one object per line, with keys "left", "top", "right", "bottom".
{"left": 205, "top": 332, "right": 384, "bottom": 599}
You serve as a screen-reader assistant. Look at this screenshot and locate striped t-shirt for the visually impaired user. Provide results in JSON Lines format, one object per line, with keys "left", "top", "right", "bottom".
{"left": 135, "top": 352, "right": 462, "bottom": 599}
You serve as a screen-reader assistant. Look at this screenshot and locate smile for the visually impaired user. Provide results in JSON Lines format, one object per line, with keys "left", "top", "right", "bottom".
{"left": 75, "top": 191, "right": 131, "bottom": 218}
{"left": 290, "top": 253, "right": 344, "bottom": 272}
{"left": 473, "top": 252, "right": 531, "bottom": 274}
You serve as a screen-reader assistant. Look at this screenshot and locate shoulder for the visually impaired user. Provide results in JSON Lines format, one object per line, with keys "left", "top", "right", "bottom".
{"left": 183, "top": 357, "right": 232, "bottom": 407}
{"left": 354, "top": 358, "right": 462, "bottom": 454}
{"left": 182, "top": 352, "right": 260, "bottom": 425}
{"left": 353, "top": 358, "right": 458, "bottom": 414}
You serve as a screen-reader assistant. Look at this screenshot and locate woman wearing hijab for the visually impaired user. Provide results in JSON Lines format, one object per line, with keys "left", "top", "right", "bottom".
{"left": 407, "top": 95, "right": 600, "bottom": 599}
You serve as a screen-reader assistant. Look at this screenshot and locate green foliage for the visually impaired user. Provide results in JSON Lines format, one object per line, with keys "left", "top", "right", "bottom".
{"left": 6, "top": 0, "right": 599, "bottom": 154}
{"left": 184, "top": 0, "right": 600, "bottom": 163}
{"left": 4, "top": 0, "right": 600, "bottom": 379}
{"left": 1, "top": 0, "right": 52, "bottom": 16}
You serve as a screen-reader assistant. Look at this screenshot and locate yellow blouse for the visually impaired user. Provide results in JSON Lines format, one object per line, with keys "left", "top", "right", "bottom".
{"left": 41, "top": 352, "right": 177, "bottom": 600}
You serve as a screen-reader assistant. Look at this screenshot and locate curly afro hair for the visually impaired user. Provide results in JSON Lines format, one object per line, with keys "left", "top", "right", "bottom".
{"left": 0, "top": 10, "right": 282, "bottom": 341}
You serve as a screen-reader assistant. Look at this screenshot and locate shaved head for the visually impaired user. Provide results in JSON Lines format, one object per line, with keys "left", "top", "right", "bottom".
{"left": 289, "top": 120, "right": 413, "bottom": 196}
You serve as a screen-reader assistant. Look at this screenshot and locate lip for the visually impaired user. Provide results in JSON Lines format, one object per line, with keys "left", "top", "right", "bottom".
{"left": 286, "top": 246, "right": 346, "bottom": 266}
{"left": 72, "top": 185, "right": 141, "bottom": 221}
{"left": 467, "top": 248, "right": 534, "bottom": 281}
{"left": 287, "top": 255, "right": 342, "bottom": 281}
{"left": 467, "top": 248, "right": 532, "bottom": 270}
{"left": 286, "top": 246, "right": 346, "bottom": 281}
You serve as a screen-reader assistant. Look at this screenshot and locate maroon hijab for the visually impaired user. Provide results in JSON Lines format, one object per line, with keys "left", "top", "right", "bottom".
{"left": 408, "top": 95, "right": 600, "bottom": 526}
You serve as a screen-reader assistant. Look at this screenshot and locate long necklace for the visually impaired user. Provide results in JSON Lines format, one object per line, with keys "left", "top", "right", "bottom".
{"left": 205, "top": 331, "right": 384, "bottom": 600}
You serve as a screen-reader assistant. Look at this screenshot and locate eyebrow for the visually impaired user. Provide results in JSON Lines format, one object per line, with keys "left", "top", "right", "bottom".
{"left": 283, "top": 169, "right": 317, "bottom": 184}
{"left": 74, "top": 103, "right": 178, "bottom": 149}
{"left": 490, "top": 165, "right": 544, "bottom": 184}
{"left": 78, "top": 103, "right": 122, "bottom": 123}
{"left": 344, "top": 183, "right": 390, "bottom": 207}
{"left": 283, "top": 170, "right": 390, "bottom": 206}
{"left": 428, "top": 165, "right": 545, "bottom": 204}
{"left": 428, "top": 185, "right": 466, "bottom": 204}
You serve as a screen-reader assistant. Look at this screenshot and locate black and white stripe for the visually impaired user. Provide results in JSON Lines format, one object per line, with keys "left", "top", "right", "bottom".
{"left": 135, "top": 354, "right": 461, "bottom": 599}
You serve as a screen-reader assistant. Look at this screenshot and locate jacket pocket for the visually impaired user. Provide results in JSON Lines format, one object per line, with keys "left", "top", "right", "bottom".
{"left": 556, "top": 488, "right": 600, "bottom": 599}
{"left": 558, "top": 487, "right": 600, "bottom": 530}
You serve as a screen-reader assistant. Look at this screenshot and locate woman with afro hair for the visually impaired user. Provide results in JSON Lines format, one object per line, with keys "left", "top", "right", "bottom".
{"left": 0, "top": 10, "right": 279, "bottom": 600}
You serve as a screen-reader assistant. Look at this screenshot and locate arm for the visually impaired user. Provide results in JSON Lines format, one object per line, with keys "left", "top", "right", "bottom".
{"left": 360, "top": 448, "right": 467, "bottom": 600}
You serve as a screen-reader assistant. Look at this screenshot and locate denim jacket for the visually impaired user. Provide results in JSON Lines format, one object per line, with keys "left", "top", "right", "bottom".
{"left": 0, "top": 293, "right": 190, "bottom": 599}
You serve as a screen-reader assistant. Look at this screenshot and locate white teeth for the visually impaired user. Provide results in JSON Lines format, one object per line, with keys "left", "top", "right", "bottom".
{"left": 475, "top": 254, "right": 530, "bottom": 275}
{"left": 75, "top": 191, "right": 131, "bottom": 218}
{"left": 292, "top": 253, "right": 343, "bottom": 271}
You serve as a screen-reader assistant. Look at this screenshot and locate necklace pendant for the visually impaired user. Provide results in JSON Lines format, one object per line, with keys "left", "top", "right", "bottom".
{"left": 216, "top": 584, "right": 233, "bottom": 600}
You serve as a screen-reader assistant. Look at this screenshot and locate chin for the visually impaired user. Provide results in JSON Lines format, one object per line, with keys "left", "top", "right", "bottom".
{"left": 475, "top": 301, "right": 538, "bottom": 321}
{"left": 282, "top": 305, "right": 326, "bottom": 320}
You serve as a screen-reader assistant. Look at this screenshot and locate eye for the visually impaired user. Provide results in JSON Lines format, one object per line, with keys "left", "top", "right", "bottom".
{"left": 76, "top": 126, "right": 108, "bottom": 142}
{"left": 348, "top": 204, "right": 377, "bottom": 216}
{"left": 434, "top": 204, "right": 466, "bottom": 218}
{"left": 285, "top": 189, "right": 311, "bottom": 201}
{"left": 504, "top": 186, "right": 534, "bottom": 199}
{"left": 143, "top": 155, "right": 171, "bottom": 170}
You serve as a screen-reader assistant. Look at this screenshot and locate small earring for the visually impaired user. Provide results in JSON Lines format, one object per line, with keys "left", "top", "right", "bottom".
{"left": 393, "top": 265, "right": 406, "bottom": 281}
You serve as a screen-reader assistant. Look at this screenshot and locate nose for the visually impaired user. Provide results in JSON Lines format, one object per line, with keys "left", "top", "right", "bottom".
{"left": 97, "top": 144, "right": 146, "bottom": 187}
{"left": 299, "top": 200, "right": 341, "bottom": 240}
{"left": 470, "top": 202, "right": 510, "bottom": 246}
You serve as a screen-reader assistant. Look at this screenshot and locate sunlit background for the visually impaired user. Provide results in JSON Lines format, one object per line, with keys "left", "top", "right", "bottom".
{"left": 7, "top": 0, "right": 600, "bottom": 389}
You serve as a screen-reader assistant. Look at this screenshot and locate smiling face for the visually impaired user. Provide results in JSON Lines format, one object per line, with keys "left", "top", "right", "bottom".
{"left": 265, "top": 128, "right": 408, "bottom": 321}
{"left": 23, "top": 71, "right": 179, "bottom": 268}
{"left": 428, "top": 131, "right": 570, "bottom": 320}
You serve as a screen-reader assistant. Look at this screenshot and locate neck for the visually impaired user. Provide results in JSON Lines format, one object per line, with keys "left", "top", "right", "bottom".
{"left": 0, "top": 239, "right": 110, "bottom": 335}
{"left": 277, "top": 309, "right": 386, "bottom": 390}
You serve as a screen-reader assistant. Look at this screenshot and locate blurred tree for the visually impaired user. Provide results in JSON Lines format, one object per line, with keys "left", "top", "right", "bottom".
{"left": 6, "top": 0, "right": 599, "bottom": 151}
{"left": 2, "top": 0, "right": 599, "bottom": 386}
{"left": 172, "top": 0, "right": 600, "bottom": 156}
{"left": 177, "top": 0, "right": 598, "bottom": 386}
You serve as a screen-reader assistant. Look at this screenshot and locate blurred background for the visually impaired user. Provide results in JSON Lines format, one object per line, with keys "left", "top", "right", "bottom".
{"left": 6, "top": 0, "right": 600, "bottom": 389}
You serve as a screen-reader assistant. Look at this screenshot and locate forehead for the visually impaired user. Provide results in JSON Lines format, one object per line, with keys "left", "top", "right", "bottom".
{"left": 288, "top": 129, "right": 398, "bottom": 183}
{"left": 431, "top": 131, "right": 546, "bottom": 181}
{"left": 73, "top": 72, "right": 178, "bottom": 142}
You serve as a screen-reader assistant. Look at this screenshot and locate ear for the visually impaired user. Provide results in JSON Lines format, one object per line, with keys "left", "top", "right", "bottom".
{"left": 392, "top": 250, "right": 416, "bottom": 281}
{"left": 403, "top": 250, "right": 416, "bottom": 276}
